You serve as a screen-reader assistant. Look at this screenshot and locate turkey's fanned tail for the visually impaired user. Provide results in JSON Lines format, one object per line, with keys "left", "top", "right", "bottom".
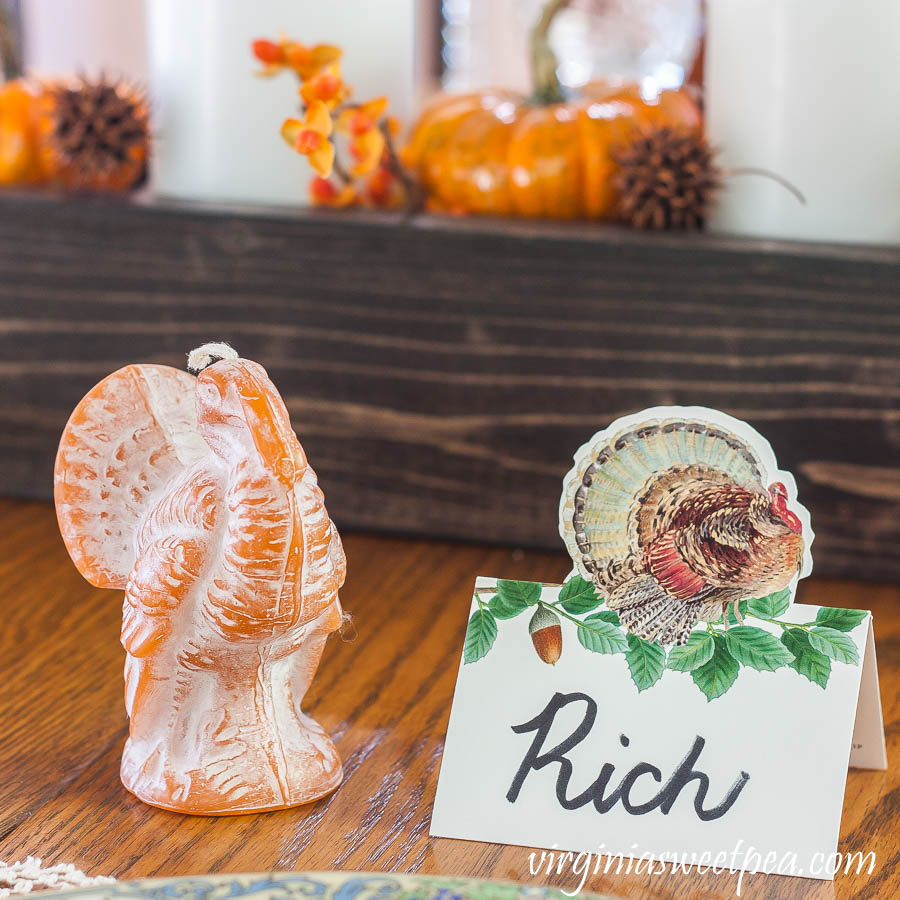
{"left": 54, "top": 364, "right": 208, "bottom": 588}
{"left": 560, "top": 416, "right": 765, "bottom": 585}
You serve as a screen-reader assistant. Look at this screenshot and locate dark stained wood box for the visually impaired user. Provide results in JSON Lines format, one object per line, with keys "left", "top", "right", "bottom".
{"left": 1, "top": 191, "right": 898, "bottom": 580}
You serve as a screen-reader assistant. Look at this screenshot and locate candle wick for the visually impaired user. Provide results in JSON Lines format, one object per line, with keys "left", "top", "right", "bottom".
{"left": 187, "top": 342, "right": 240, "bottom": 374}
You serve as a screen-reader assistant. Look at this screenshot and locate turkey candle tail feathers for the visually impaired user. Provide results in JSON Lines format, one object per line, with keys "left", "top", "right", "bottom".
{"left": 560, "top": 408, "right": 812, "bottom": 646}
{"left": 54, "top": 364, "right": 208, "bottom": 588}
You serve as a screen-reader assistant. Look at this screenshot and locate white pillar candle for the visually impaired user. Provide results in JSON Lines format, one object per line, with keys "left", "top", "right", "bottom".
{"left": 146, "top": 0, "right": 420, "bottom": 205}
{"left": 22, "top": 0, "right": 147, "bottom": 82}
{"left": 705, "top": 0, "right": 900, "bottom": 245}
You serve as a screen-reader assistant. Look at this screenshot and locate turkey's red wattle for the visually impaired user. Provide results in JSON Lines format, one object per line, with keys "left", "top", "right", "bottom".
{"left": 769, "top": 482, "right": 803, "bottom": 534}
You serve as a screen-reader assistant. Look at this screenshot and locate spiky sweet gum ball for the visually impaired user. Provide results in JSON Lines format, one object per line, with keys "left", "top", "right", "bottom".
{"left": 612, "top": 126, "right": 721, "bottom": 231}
{"left": 43, "top": 75, "right": 149, "bottom": 192}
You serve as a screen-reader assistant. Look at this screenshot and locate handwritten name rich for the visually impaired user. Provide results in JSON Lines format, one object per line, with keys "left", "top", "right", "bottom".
{"left": 507, "top": 691, "right": 750, "bottom": 821}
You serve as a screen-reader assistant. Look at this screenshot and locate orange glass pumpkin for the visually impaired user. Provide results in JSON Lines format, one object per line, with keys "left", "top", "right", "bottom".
{"left": 403, "top": 0, "right": 701, "bottom": 219}
{"left": 0, "top": 80, "right": 44, "bottom": 186}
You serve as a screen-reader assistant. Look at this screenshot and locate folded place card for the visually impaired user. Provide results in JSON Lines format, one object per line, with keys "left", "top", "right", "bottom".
{"left": 431, "top": 407, "right": 886, "bottom": 882}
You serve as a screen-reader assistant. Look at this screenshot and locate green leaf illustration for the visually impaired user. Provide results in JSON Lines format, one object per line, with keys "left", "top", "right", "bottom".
{"left": 464, "top": 609, "right": 497, "bottom": 663}
{"left": 692, "top": 634, "right": 739, "bottom": 701}
{"left": 782, "top": 628, "right": 831, "bottom": 689}
{"left": 791, "top": 649, "right": 832, "bottom": 690}
{"left": 667, "top": 630, "right": 715, "bottom": 672}
{"left": 497, "top": 579, "right": 542, "bottom": 604}
{"left": 490, "top": 579, "right": 541, "bottom": 619}
{"left": 723, "top": 626, "right": 795, "bottom": 672}
{"left": 576, "top": 614, "right": 628, "bottom": 654}
{"left": 590, "top": 609, "right": 621, "bottom": 625}
{"left": 814, "top": 608, "right": 868, "bottom": 633}
{"left": 747, "top": 589, "right": 791, "bottom": 619}
{"left": 808, "top": 626, "right": 860, "bottom": 665}
{"left": 488, "top": 594, "right": 523, "bottom": 620}
{"left": 781, "top": 627, "right": 809, "bottom": 658}
{"left": 558, "top": 576, "right": 602, "bottom": 615}
{"left": 625, "top": 633, "right": 666, "bottom": 692}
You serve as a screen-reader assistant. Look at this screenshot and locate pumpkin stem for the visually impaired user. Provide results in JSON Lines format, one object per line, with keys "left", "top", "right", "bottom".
{"left": 529, "top": 0, "right": 569, "bottom": 104}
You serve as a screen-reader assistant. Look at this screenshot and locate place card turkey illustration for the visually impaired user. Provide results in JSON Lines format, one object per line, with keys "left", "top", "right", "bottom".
{"left": 431, "top": 407, "right": 886, "bottom": 880}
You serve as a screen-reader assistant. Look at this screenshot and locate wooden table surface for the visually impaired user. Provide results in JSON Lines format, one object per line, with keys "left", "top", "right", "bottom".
{"left": 0, "top": 498, "right": 896, "bottom": 899}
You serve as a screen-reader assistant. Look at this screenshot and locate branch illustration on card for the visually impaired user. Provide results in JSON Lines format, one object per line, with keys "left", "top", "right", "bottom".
{"left": 467, "top": 578, "right": 865, "bottom": 699}
{"left": 433, "top": 406, "right": 887, "bottom": 883}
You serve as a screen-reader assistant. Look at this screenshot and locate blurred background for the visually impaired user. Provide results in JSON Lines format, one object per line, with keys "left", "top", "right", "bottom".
{"left": 4, "top": 0, "right": 899, "bottom": 240}
{"left": 0, "top": 0, "right": 898, "bottom": 582}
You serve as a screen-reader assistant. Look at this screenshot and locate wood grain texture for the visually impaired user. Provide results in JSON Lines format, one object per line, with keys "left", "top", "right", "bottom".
{"left": 0, "top": 498, "right": 897, "bottom": 899}
{"left": 0, "top": 192, "right": 898, "bottom": 580}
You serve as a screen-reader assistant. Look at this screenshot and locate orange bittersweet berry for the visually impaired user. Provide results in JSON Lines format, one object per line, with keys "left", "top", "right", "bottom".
{"left": 281, "top": 100, "right": 334, "bottom": 176}
{"left": 309, "top": 176, "right": 357, "bottom": 208}
{"left": 252, "top": 39, "right": 284, "bottom": 66}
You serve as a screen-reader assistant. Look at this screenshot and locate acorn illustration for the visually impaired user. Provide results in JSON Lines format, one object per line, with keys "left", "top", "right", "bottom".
{"left": 529, "top": 605, "right": 562, "bottom": 665}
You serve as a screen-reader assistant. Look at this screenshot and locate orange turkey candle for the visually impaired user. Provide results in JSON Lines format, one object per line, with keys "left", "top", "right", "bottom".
{"left": 54, "top": 343, "right": 346, "bottom": 815}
